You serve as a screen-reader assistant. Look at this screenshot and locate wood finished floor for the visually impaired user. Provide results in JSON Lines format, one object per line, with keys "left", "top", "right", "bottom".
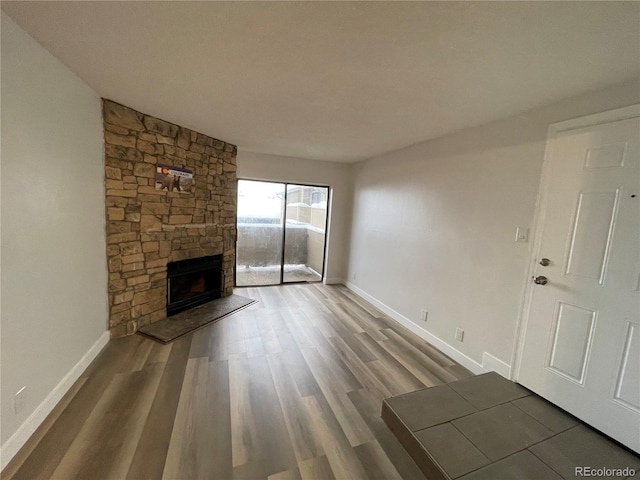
{"left": 3, "top": 284, "right": 473, "bottom": 480}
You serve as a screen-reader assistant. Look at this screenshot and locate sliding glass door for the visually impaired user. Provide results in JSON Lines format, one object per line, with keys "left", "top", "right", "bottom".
{"left": 235, "top": 180, "right": 284, "bottom": 286}
{"left": 283, "top": 184, "right": 328, "bottom": 283}
{"left": 235, "top": 180, "right": 329, "bottom": 287}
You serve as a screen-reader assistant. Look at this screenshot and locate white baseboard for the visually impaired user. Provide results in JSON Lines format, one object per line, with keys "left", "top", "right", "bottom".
{"left": 0, "top": 331, "right": 110, "bottom": 470}
{"left": 324, "top": 277, "right": 345, "bottom": 285}
{"left": 482, "top": 352, "right": 512, "bottom": 379}
{"left": 345, "top": 282, "right": 486, "bottom": 375}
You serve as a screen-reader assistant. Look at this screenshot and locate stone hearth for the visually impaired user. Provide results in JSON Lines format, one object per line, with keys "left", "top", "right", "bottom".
{"left": 103, "top": 100, "right": 237, "bottom": 337}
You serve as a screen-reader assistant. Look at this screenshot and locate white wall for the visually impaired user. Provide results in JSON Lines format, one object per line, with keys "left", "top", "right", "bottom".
{"left": 237, "top": 151, "right": 353, "bottom": 283}
{"left": 1, "top": 13, "right": 109, "bottom": 466}
{"left": 347, "top": 79, "right": 640, "bottom": 375}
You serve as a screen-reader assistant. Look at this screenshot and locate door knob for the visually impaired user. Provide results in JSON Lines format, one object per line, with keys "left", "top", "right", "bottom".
{"left": 539, "top": 258, "right": 550, "bottom": 266}
{"left": 533, "top": 276, "right": 548, "bottom": 285}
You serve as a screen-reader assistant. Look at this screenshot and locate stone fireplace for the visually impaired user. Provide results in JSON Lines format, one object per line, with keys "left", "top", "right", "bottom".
{"left": 103, "top": 100, "right": 237, "bottom": 337}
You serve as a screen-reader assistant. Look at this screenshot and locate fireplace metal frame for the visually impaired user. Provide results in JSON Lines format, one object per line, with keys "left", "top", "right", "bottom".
{"left": 166, "top": 254, "right": 224, "bottom": 316}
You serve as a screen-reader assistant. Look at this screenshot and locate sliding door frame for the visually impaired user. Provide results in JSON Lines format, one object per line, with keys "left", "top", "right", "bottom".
{"left": 279, "top": 185, "right": 288, "bottom": 284}
{"left": 234, "top": 178, "right": 331, "bottom": 287}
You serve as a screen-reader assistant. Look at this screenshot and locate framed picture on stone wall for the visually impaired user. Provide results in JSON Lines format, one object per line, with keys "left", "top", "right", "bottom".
{"left": 156, "top": 165, "right": 194, "bottom": 192}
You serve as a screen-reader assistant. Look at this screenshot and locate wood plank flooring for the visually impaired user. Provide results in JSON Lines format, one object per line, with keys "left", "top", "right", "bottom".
{"left": 2, "top": 284, "right": 473, "bottom": 480}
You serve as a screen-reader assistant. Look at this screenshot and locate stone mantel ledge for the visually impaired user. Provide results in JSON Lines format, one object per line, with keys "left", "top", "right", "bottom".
{"left": 161, "top": 223, "right": 222, "bottom": 231}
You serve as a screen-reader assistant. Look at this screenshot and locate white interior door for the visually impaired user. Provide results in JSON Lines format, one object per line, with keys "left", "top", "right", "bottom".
{"left": 517, "top": 106, "right": 640, "bottom": 453}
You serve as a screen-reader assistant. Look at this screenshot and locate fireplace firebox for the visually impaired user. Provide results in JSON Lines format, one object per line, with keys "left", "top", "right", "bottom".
{"left": 167, "top": 255, "right": 224, "bottom": 316}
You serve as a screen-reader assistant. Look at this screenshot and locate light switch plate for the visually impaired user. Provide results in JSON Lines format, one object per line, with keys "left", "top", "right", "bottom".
{"left": 515, "top": 227, "right": 529, "bottom": 243}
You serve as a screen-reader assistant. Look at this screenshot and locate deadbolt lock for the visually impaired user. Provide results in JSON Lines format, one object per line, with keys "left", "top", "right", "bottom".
{"left": 533, "top": 276, "right": 548, "bottom": 285}
{"left": 539, "top": 258, "right": 550, "bottom": 266}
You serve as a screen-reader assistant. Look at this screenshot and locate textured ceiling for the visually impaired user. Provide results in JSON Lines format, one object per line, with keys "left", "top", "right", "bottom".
{"left": 2, "top": 1, "right": 639, "bottom": 162}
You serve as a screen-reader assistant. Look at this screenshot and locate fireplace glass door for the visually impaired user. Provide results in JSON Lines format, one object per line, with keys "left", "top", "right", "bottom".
{"left": 235, "top": 180, "right": 329, "bottom": 287}
{"left": 166, "top": 255, "right": 223, "bottom": 316}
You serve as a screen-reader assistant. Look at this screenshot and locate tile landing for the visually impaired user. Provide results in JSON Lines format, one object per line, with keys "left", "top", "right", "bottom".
{"left": 381, "top": 372, "right": 640, "bottom": 480}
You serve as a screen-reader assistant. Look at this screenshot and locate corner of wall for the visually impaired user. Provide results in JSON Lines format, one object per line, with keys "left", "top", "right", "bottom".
{"left": 481, "top": 352, "right": 512, "bottom": 379}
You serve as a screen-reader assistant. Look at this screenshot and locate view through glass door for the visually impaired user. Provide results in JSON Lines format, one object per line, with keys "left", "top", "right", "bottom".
{"left": 235, "top": 180, "right": 329, "bottom": 287}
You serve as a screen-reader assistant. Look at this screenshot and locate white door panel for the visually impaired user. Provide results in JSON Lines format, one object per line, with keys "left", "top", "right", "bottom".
{"left": 547, "top": 302, "right": 597, "bottom": 384}
{"left": 614, "top": 321, "right": 640, "bottom": 412}
{"left": 518, "top": 109, "right": 640, "bottom": 452}
{"left": 564, "top": 190, "right": 619, "bottom": 282}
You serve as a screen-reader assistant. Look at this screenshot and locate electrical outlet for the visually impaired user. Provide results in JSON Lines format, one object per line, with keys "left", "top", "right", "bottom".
{"left": 14, "top": 387, "right": 27, "bottom": 415}
{"left": 421, "top": 310, "right": 428, "bottom": 323}
{"left": 455, "top": 328, "right": 464, "bottom": 343}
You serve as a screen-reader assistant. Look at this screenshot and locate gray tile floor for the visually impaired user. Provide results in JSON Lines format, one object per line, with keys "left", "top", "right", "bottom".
{"left": 382, "top": 372, "right": 640, "bottom": 480}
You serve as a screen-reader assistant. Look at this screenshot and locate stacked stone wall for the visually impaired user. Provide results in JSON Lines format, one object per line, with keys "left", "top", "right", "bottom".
{"left": 103, "top": 100, "right": 237, "bottom": 337}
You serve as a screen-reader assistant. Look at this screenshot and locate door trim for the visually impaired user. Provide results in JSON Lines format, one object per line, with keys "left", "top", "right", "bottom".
{"left": 512, "top": 104, "right": 640, "bottom": 382}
